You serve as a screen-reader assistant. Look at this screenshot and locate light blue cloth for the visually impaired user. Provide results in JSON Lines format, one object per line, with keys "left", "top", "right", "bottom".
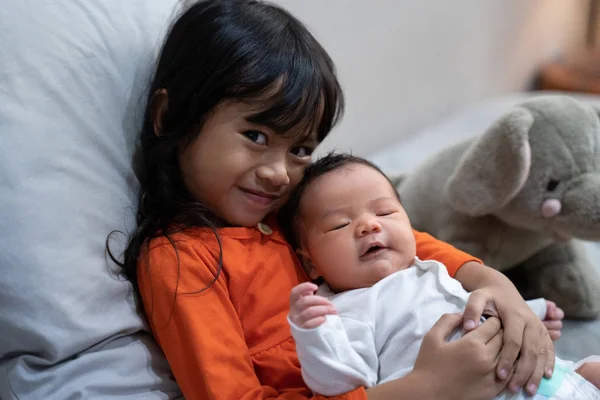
{"left": 537, "top": 362, "right": 569, "bottom": 397}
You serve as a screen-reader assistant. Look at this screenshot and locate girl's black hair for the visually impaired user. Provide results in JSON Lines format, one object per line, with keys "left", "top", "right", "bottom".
{"left": 107, "top": 0, "right": 344, "bottom": 302}
{"left": 278, "top": 152, "right": 399, "bottom": 251}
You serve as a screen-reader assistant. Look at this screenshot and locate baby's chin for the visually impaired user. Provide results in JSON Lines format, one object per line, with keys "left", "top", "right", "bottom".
{"left": 372, "top": 251, "right": 415, "bottom": 277}
{"left": 370, "top": 258, "right": 408, "bottom": 280}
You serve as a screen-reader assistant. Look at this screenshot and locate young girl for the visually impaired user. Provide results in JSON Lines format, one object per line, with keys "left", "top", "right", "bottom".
{"left": 115, "top": 1, "right": 562, "bottom": 399}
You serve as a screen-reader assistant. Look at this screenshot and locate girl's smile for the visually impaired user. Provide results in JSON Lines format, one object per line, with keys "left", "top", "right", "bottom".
{"left": 238, "top": 187, "right": 280, "bottom": 208}
{"left": 177, "top": 101, "right": 315, "bottom": 227}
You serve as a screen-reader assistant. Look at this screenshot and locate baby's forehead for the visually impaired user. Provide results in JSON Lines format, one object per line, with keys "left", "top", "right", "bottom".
{"left": 300, "top": 170, "right": 398, "bottom": 215}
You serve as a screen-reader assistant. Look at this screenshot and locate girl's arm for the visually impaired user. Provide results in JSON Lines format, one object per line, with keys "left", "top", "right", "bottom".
{"left": 138, "top": 239, "right": 366, "bottom": 400}
{"left": 413, "top": 229, "right": 555, "bottom": 396}
{"left": 412, "top": 229, "right": 481, "bottom": 277}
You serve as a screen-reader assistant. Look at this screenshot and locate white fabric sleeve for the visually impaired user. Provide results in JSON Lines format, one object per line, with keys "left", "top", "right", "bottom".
{"left": 526, "top": 298, "right": 548, "bottom": 320}
{"left": 288, "top": 314, "right": 379, "bottom": 396}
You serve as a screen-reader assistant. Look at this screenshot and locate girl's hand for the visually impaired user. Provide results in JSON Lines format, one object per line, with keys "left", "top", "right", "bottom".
{"left": 413, "top": 313, "right": 510, "bottom": 400}
{"left": 463, "top": 287, "right": 555, "bottom": 397}
{"left": 289, "top": 282, "right": 336, "bottom": 329}
{"left": 477, "top": 298, "right": 564, "bottom": 340}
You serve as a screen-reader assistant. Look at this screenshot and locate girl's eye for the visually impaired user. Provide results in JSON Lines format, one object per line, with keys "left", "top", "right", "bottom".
{"left": 377, "top": 211, "right": 396, "bottom": 217}
{"left": 329, "top": 222, "right": 349, "bottom": 231}
{"left": 243, "top": 130, "right": 267, "bottom": 145}
{"left": 291, "top": 146, "right": 314, "bottom": 158}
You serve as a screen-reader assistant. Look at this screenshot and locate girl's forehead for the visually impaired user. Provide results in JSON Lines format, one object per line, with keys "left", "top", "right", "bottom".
{"left": 216, "top": 99, "right": 320, "bottom": 141}
{"left": 199, "top": 100, "right": 317, "bottom": 154}
{"left": 230, "top": 78, "right": 326, "bottom": 138}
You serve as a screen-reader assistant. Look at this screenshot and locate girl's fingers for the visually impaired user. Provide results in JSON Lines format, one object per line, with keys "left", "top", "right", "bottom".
{"left": 523, "top": 337, "right": 549, "bottom": 396}
{"left": 424, "top": 313, "right": 464, "bottom": 343}
{"left": 507, "top": 323, "right": 539, "bottom": 393}
{"left": 496, "top": 315, "right": 523, "bottom": 382}
{"left": 543, "top": 335, "right": 556, "bottom": 379}
{"left": 523, "top": 328, "right": 555, "bottom": 395}
{"left": 464, "top": 316, "right": 502, "bottom": 343}
{"left": 486, "top": 326, "right": 504, "bottom": 356}
{"left": 462, "top": 291, "right": 487, "bottom": 331}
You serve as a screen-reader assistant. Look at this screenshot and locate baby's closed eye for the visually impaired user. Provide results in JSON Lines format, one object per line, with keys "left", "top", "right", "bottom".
{"left": 328, "top": 222, "right": 349, "bottom": 231}
{"left": 376, "top": 210, "right": 396, "bottom": 216}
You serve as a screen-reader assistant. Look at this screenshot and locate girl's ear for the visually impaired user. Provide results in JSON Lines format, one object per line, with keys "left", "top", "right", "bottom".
{"left": 151, "top": 89, "right": 169, "bottom": 136}
{"left": 296, "top": 249, "right": 320, "bottom": 280}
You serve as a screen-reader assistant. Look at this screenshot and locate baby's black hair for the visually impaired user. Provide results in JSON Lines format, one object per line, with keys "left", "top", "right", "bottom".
{"left": 278, "top": 152, "right": 400, "bottom": 251}
{"left": 108, "top": 0, "right": 344, "bottom": 307}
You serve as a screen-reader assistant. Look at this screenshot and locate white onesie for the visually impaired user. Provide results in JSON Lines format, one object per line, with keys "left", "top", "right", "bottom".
{"left": 289, "top": 258, "right": 600, "bottom": 399}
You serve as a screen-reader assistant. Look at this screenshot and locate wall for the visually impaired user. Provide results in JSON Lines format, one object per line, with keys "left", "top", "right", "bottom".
{"left": 273, "top": 0, "right": 587, "bottom": 157}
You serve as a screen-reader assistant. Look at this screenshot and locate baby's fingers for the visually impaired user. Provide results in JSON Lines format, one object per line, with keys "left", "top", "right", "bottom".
{"left": 543, "top": 320, "right": 563, "bottom": 341}
{"left": 289, "top": 282, "right": 318, "bottom": 304}
{"left": 302, "top": 316, "right": 327, "bottom": 330}
{"left": 296, "top": 305, "right": 337, "bottom": 329}
{"left": 293, "top": 292, "right": 333, "bottom": 311}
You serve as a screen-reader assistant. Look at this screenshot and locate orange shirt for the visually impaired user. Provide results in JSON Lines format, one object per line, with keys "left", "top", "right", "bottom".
{"left": 138, "top": 223, "right": 480, "bottom": 400}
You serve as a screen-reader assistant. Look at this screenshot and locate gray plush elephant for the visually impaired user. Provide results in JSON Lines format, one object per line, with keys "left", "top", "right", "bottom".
{"left": 395, "top": 95, "right": 600, "bottom": 319}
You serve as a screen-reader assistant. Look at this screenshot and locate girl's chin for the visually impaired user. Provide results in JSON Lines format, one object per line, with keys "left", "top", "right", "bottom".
{"left": 226, "top": 212, "right": 270, "bottom": 228}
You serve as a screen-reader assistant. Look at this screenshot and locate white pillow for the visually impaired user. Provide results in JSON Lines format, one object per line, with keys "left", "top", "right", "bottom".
{"left": 0, "top": 1, "right": 182, "bottom": 398}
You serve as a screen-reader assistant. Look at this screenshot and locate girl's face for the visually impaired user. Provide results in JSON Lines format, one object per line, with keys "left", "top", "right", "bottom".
{"left": 179, "top": 101, "right": 317, "bottom": 227}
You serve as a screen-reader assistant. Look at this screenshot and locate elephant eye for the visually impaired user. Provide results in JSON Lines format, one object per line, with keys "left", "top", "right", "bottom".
{"left": 546, "top": 179, "right": 560, "bottom": 191}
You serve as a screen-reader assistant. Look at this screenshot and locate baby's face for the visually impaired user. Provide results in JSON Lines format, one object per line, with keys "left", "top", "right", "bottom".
{"left": 298, "top": 164, "right": 416, "bottom": 292}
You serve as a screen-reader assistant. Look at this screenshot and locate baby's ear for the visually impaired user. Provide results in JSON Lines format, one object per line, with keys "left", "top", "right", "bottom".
{"left": 296, "top": 249, "right": 320, "bottom": 280}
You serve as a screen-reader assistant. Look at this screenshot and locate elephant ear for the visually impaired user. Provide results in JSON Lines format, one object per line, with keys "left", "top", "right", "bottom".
{"left": 445, "top": 107, "right": 534, "bottom": 216}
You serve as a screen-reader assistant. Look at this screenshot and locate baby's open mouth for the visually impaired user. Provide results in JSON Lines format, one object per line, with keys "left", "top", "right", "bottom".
{"left": 361, "top": 242, "right": 387, "bottom": 257}
{"left": 366, "top": 245, "right": 383, "bottom": 254}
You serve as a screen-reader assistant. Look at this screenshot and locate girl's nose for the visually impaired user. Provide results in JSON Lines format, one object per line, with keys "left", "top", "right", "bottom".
{"left": 256, "top": 160, "right": 290, "bottom": 187}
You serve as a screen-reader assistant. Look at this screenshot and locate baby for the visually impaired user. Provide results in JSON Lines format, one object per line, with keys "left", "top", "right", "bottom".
{"left": 279, "top": 153, "right": 600, "bottom": 399}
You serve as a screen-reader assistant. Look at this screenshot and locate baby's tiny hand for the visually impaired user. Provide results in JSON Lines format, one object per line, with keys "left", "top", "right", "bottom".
{"left": 542, "top": 300, "right": 564, "bottom": 341}
{"left": 289, "top": 282, "right": 337, "bottom": 329}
